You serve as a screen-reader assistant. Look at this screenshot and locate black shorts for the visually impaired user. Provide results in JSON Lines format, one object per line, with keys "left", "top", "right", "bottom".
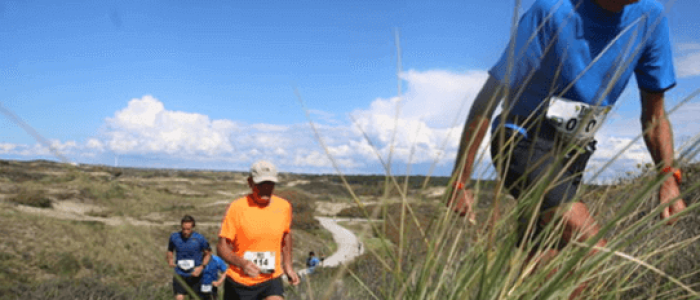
{"left": 173, "top": 274, "right": 201, "bottom": 296}
{"left": 199, "top": 286, "right": 218, "bottom": 300}
{"left": 224, "top": 276, "right": 284, "bottom": 300}
{"left": 490, "top": 115, "right": 595, "bottom": 248}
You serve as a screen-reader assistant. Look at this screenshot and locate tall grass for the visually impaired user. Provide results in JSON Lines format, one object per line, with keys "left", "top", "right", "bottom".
{"left": 294, "top": 0, "right": 700, "bottom": 299}
{"left": 2, "top": 1, "right": 698, "bottom": 299}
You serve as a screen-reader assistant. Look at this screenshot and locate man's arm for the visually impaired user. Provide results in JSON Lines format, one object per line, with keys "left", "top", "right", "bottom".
{"left": 448, "top": 75, "right": 505, "bottom": 216}
{"left": 214, "top": 271, "right": 227, "bottom": 287}
{"left": 640, "top": 90, "right": 686, "bottom": 223}
{"left": 202, "top": 250, "right": 211, "bottom": 266}
{"left": 282, "top": 231, "right": 299, "bottom": 285}
{"left": 191, "top": 247, "right": 211, "bottom": 277}
{"left": 216, "top": 237, "right": 261, "bottom": 278}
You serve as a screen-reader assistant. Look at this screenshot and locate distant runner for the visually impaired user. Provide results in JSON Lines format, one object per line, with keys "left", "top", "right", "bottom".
{"left": 217, "top": 160, "right": 300, "bottom": 300}
{"left": 167, "top": 215, "right": 211, "bottom": 300}
{"left": 305, "top": 251, "right": 320, "bottom": 274}
{"left": 200, "top": 246, "right": 228, "bottom": 300}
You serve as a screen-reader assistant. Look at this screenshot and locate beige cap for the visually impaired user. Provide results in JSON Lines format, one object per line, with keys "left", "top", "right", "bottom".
{"left": 250, "top": 160, "right": 279, "bottom": 184}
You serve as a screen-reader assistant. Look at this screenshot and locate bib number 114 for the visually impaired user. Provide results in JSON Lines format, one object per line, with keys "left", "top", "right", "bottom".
{"left": 243, "top": 251, "right": 275, "bottom": 274}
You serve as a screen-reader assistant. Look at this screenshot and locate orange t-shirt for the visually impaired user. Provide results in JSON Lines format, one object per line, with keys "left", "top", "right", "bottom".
{"left": 219, "top": 195, "right": 292, "bottom": 286}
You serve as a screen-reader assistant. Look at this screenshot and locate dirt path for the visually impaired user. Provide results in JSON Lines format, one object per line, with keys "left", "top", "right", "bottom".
{"left": 11, "top": 202, "right": 221, "bottom": 227}
{"left": 12, "top": 201, "right": 366, "bottom": 269}
{"left": 297, "top": 217, "right": 365, "bottom": 277}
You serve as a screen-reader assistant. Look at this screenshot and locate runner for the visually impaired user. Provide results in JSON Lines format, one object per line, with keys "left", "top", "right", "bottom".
{"left": 217, "top": 160, "right": 300, "bottom": 300}
{"left": 200, "top": 246, "right": 228, "bottom": 300}
{"left": 448, "top": 0, "right": 687, "bottom": 298}
{"left": 167, "top": 215, "right": 211, "bottom": 300}
{"left": 305, "top": 251, "right": 320, "bottom": 274}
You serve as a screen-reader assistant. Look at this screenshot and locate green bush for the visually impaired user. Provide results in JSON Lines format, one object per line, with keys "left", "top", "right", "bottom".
{"left": 276, "top": 189, "right": 320, "bottom": 230}
{"left": 9, "top": 190, "right": 52, "bottom": 208}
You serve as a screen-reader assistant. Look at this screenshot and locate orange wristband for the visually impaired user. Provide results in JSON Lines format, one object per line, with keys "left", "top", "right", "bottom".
{"left": 661, "top": 166, "right": 682, "bottom": 184}
{"left": 453, "top": 182, "right": 466, "bottom": 190}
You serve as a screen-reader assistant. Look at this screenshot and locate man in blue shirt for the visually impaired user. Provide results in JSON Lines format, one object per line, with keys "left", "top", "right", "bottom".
{"left": 448, "top": 0, "right": 687, "bottom": 297}
{"left": 199, "top": 246, "right": 228, "bottom": 300}
{"left": 306, "top": 251, "right": 320, "bottom": 274}
{"left": 167, "top": 215, "right": 211, "bottom": 300}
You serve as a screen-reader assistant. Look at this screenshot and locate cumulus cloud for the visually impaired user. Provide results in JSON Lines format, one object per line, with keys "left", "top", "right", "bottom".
{"left": 86, "top": 138, "right": 105, "bottom": 151}
{"left": 104, "top": 95, "right": 237, "bottom": 157}
{"left": 0, "top": 143, "right": 17, "bottom": 154}
{"left": 12, "top": 67, "right": 696, "bottom": 178}
{"left": 66, "top": 71, "right": 489, "bottom": 173}
{"left": 349, "top": 69, "right": 490, "bottom": 166}
{"left": 675, "top": 43, "right": 700, "bottom": 78}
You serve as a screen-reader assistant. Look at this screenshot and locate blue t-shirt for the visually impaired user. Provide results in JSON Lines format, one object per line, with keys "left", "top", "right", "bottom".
{"left": 490, "top": 0, "right": 675, "bottom": 120}
{"left": 307, "top": 257, "right": 320, "bottom": 273}
{"left": 201, "top": 255, "right": 228, "bottom": 285}
{"left": 168, "top": 231, "right": 210, "bottom": 277}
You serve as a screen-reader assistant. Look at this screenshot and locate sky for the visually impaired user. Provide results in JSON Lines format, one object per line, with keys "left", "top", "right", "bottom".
{"left": 1, "top": 0, "right": 700, "bottom": 182}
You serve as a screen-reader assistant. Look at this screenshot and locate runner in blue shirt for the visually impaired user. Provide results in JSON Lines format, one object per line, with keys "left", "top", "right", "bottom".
{"left": 306, "top": 251, "right": 320, "bottom": 274}
{"left": 199, "top": 247, "right": 228, "bottom": 300}
{"left": 166, "top": 215, "right": 211, "bottom": 300}
{"left": 448, "top": 0, "right": 687, "bottom": 298}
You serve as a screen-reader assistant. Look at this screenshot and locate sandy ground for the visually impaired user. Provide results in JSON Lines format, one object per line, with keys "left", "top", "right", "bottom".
{"left": 297, "top": 216, "right": 365, "bottom": 277}
{"left": 12, "top": 201, "right": 221, "bottom": 227}
{"left": 11, "top": 199, "right": 366, "bottom": 274}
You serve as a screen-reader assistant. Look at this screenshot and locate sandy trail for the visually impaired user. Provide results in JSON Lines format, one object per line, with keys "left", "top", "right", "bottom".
{"left": 297, "top": 217, "right": 365, "bottom": 277}
{"left": 11, "top": 200, "right": 367, "bottom": 274}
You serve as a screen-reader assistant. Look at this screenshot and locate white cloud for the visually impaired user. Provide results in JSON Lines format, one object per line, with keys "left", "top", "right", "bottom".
{"left": 104, "top": 95, "right": 237, "bottom": 157}
{"left": 675, "top": 43, "right": 700, "bottom": 78}
{"left": 0, "top": 143, "right": 17, "bottom": 153}
{"left": 14, "top": 67, "right": 695, "bottom": 178}
{"left": 86, "top": 138, "right": 104, "bottom": 151}
{"left": 72, "top": 70, "right": 490, "bottom": 173}
{"left": 349, "top": 69, "right": 490, "bottom": 165}
{"left": 676, "top": 43, "right": 700, "bottom": 53}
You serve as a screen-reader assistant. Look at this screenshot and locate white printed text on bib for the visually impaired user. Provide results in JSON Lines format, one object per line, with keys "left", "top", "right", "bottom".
{"left": 243, "top": 251, "right": 275, "bottom": 274}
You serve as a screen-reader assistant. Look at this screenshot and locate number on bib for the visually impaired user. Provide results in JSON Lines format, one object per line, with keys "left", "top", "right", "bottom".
{"left": 201, "top": 284, "right": 213, "bottom": 293}
{"left": 243, "top": 251, "right": 275, "bottom": 273}
{"left": 177, "top": 259, "right": 195, "bottom": 270}
{"left": 545, "top": 96, "right": 609, "bottom": 140}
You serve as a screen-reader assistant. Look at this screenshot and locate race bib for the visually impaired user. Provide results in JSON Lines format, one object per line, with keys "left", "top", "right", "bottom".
{"left": 546, "top": 96, "right": 610, "bottom": 141}
{"left": 243, "top": 251, "right": 275, "bottom": 273}
{"left": 201, "top": 284, "right": 212, "bottom": 293}
{"left": 177, "top": 259, "right": 195, "bottom": 270}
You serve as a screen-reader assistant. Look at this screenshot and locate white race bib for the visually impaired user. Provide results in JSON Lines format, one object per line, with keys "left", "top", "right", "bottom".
{"left": 546, "top": 96, "right": 610, "bottom": 140}
{"left": 201, "top": 284, "right": 212, "bottom": 293}
{"left": 243, "top": 251, "right": 275, "bottom": 273}
{"left": 177, "top": 259, "right": 195, "bottom": 270}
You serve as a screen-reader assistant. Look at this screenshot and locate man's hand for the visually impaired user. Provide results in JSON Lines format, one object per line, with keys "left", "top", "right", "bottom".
{"left": 659, "top": 179, "right": 686, "bottom": 225}
{"left": 168, "top": 260, "right": 176, "bottom": 268}
{"left": 213, "top": 279, "right": 224, "bottom": 287}
{"left": 446, "top": 186, "right": 477, "bottom": 224}
{"left": 191, "top": 265, "right": 204, "bottom": 277}
{"left": 242, "top": 261, "right": 261, "bottom": 278}
{"left": 284, "top": 267, "right": 300, "bottom": 286}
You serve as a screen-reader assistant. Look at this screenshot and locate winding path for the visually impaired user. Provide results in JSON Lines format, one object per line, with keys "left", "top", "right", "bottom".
{"left": 297, "top": 217, "right": 365, "bottom": 276}
{"left": 10, "top": 201, "right": 367, "bottom": 274}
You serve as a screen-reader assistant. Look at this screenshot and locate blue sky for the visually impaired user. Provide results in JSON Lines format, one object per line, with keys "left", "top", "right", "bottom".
{"left": 1, "top": 0, "right": 699, "bottom": 180}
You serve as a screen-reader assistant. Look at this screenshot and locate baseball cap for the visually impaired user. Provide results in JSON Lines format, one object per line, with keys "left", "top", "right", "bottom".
{"left": 250, "top": 160, "right": 279, "bottom": 184}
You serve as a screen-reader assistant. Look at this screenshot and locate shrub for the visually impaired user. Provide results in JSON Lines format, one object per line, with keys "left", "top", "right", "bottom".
{"left": 9, "top": 190, "right": 52, "bottom": 208}
{"left": 275, "top": 189, "right": 320, "bottom": 230}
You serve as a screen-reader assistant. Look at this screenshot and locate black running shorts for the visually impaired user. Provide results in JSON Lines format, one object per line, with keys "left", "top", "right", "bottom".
{"left": 490, "top": 115, "right": 595, "bottom": 248}
{"left": 173, "top": 274, "right": 201, "bottom": 296}
{"left": 224, "top": 276, "right": 284, "bottom": 300}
